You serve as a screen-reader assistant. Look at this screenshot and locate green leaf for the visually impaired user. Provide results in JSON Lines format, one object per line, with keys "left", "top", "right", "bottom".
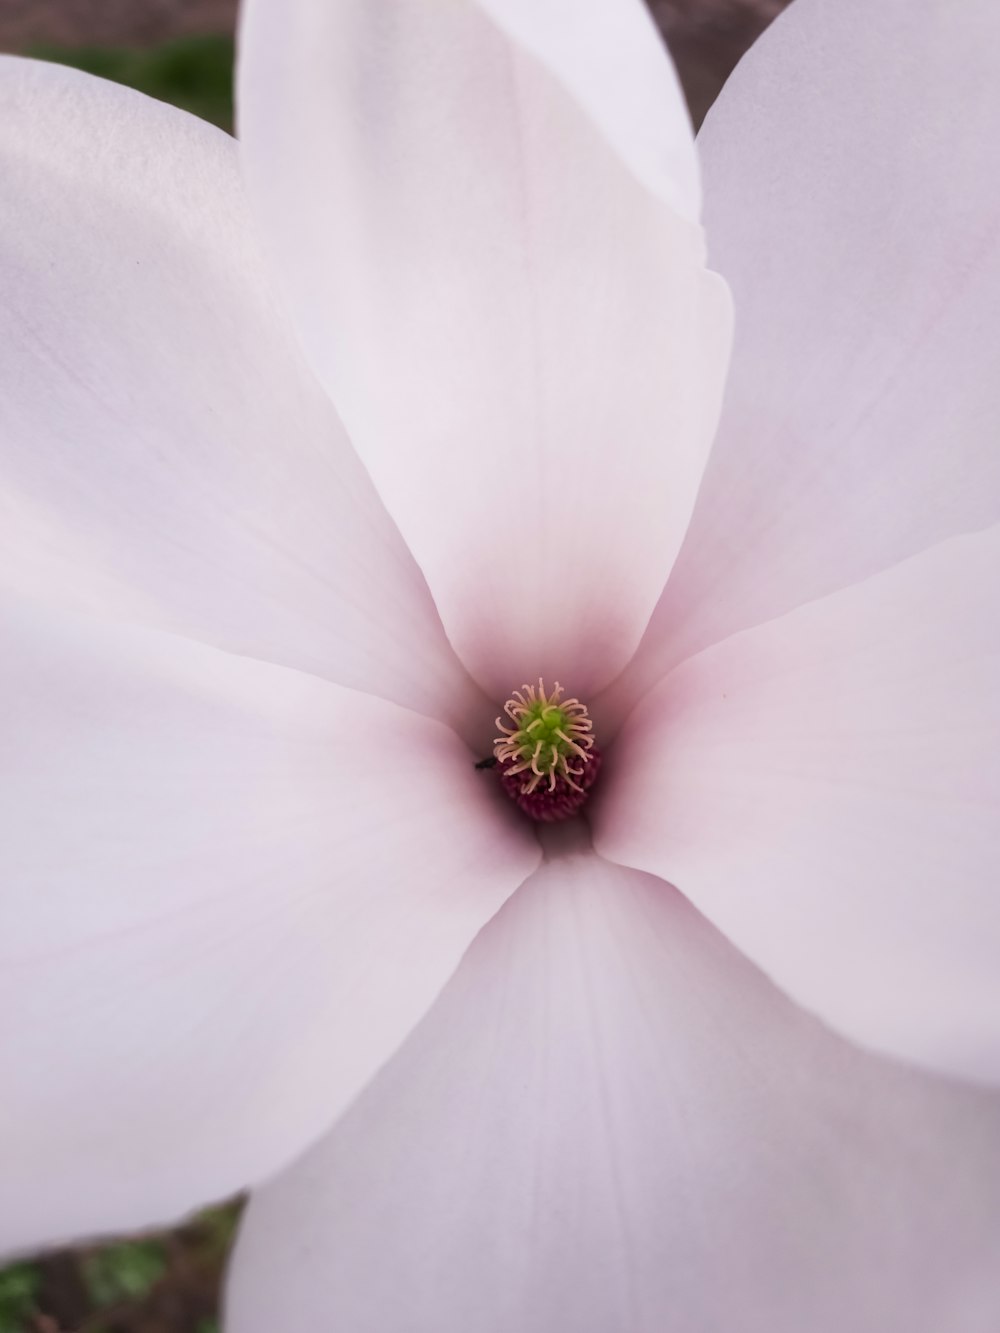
{"left": 81, "top": 1238, "right": 167, "bottom": 1307}
{"left": 0, "top": 1261, "right": 41, "bottom": 1333}
{"left": 27, "top": 34, "right": 235, "bottom": 130}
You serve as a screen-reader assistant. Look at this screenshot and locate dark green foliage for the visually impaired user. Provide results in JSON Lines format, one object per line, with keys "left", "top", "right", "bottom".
{"left": 81, "top": 1238, "right": 168, "bottom": 1307}
{"left": 0, "top": 1263, "right": 41, "bottom": 1333}
{"left": 0, "top": 1201, "right": 241, "bottom": 1331}
{"left": 27, "top": 34, "right": 235, "bottom": 130}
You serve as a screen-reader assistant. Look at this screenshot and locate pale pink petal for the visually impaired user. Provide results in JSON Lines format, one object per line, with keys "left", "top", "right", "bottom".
{"left": 227, "top": 848, "right": 1000, "bottom": 1333}
{"left": 604, "top": 0, "right": 1000, "bottom": 720}
{"left": 595, "top": 528, "right": 1000, "bottom": 1085}
{"left": 0, "top": 596, "right": 538, "bottom": 1256}
{"left": 474, "top": 0, "right": 699, "bottom": 218}
{"left": 236, "top": 0, "right": 731, "bottom": 698}
{"left": 0, "top": 56, "right": 479, "bottom": 729}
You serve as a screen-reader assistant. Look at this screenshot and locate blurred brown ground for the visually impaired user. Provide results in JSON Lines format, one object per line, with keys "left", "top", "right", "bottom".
{"left": 0, "top": 0, "right": 237, "bottom": 49}
{"left": 0, "top": 0, "right": 793, "bottom": 125}
{"left": 651, "top": 0, "right": 792, "bottom": 122}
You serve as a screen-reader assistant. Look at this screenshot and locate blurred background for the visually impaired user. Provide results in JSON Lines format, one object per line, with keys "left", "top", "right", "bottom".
{"left": 0, "top": 0, "right": 792, "bottom": 130}
{"left": 0, "top": 0, "right": 791, "bottom": 1329}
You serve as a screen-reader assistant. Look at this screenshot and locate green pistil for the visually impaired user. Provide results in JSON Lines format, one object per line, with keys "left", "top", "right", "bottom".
{"left": 493, "top": 679, "right": 595, "bottom": 796}
{"left": 514, "top": 701, "right": 574, "bottom": 771}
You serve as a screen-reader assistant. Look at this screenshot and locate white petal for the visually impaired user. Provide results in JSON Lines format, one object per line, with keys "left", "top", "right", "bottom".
{"left": 227, "top": 849, "right": 1000, "bottom": 1333}
{"left": 595, "top": 528, "right": 1000, "bottom": 1085}
{"left": 474, "top": 0, "right": 699, "bottom": 218}
{"left": 237, "top": 0, "right": 731, "bottom": 698}
{"left": 0, "top": 597, "right": 538, "bottom": 1256}
{"left": 603, "top": 0, "right": 1000, "bottom": 720}
{"left": 0, "top": 56, "right": 478, "bottom": 728}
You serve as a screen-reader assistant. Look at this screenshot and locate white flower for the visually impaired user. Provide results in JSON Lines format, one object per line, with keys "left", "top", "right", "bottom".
{"left": 1, "top": 0, "right": 999, "bottom": 1328}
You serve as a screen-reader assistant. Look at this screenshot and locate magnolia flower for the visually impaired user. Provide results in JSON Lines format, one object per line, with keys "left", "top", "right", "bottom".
{"left": 2, "top": 0, "right": 999, "bottom": 1327}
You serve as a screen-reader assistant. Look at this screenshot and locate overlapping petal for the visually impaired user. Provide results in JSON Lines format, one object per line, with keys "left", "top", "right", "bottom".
{"left": 603, "top": 0, "right": 1000, "bottom": 719}
{"left": 0, "top": 56, "right": 480, "bottom": 729}
{"left": 237, "top": 0, "right": 731, "bottom": 699}
{"left": 226, "top": 848, "right": 1000, "bottom": 1333}
{"left": 474, "top": 0, "right": 699, "bottom": 216}
{"left": 0, "top": 597, "right": 538, "bottom": 1256}
{"left": 595, "top": 528, "right": 1000, "bottom": 1085}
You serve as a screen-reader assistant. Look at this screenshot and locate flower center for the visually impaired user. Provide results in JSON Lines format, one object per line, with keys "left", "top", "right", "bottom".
{"left": 485, "top": 679, "right": 602, "bottom": 823}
